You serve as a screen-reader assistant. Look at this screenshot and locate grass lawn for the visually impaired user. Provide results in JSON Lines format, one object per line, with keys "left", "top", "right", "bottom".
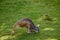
{"left": 0, "top": 0, "right": 60, "bottom": 40}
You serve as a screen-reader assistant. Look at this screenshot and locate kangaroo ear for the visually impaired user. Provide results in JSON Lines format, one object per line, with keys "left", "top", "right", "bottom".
{"left": 36, "top": 24, "right": 40, "bottom": 27}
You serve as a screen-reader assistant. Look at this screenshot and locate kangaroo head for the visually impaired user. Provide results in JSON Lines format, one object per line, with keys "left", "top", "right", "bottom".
{"left": 34, "top": 24, "right": 40, "bottom": 33}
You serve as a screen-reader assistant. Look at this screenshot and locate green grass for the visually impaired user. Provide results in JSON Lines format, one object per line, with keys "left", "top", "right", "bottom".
{"left": 0, "top": 0, "right": 60, "bottom": 40}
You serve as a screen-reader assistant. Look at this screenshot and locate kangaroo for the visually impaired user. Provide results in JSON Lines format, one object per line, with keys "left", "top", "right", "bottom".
{"left": 11, "top": 18, "right": 39, "bottom": 34}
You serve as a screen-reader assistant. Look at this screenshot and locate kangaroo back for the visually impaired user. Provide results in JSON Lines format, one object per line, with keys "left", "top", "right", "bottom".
{"left": 17, "top": 18, "right": 35, "bottom": 29}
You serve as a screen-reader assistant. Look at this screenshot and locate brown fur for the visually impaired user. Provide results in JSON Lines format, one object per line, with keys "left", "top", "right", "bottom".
{"left": 11, "top": 18, "right": 36, "bottom": 34}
